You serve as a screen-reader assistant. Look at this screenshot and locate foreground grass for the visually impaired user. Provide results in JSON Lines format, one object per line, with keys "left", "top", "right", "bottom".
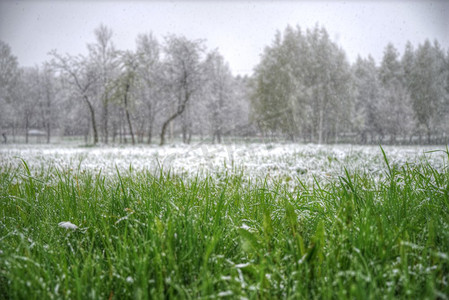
{"left": 0, "top": 152, "right": 448, "bottom": 299}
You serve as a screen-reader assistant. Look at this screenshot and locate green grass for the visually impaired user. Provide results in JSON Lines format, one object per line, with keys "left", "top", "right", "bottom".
{"left": 0, "top": 151, "right": 448, "bottom": 299}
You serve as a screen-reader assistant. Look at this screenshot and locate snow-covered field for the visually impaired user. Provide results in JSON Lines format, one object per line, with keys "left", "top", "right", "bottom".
{"left": 0, "top": 143, "right": 447, "bottom": 184}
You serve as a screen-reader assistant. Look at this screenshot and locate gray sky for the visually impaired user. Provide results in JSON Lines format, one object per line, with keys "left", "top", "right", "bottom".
{"left": 0, "top": 0, "right": 448, "bottom": 76}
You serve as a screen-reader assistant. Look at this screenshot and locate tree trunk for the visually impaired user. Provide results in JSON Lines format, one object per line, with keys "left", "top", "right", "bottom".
{"left": 160, "top": 102, "right": 188, "bottom": 146}
{"left": 102, "top": 100, "right": 109, "bottom": 144}
{"left": 25, "top": 113, "right": 29, "bottom": 144}
{"left": 12, "top": 121, "right": 16, "bottom": 143}
{"left": 84, "top": 114, "right": 89, "bottom": 144}
{"left": 125, "top": 110, "right": 134, "bottom": 145}
{"left": 119, "top": 109, "right": 123, "bottom": 144}
{"left": 160, "top": 112, "right": 180, "bottom": 146}
{"left": 187, "top": 131, "right": 192, "bottom": 144}
{"left": 45, "top": 88, "right": 52, "bottom": 144}
{"left": 146, "top": 103, "right": 153, "bottom": 144}
{"left": 160, "top": 121, "right": 169, "bottom": 146}
{"left": 123, "top": 83, "right": 135, "bottom": 145}
{"left": 160, "top": 95, "right": 190, "bottom": 146}
{"left": 46, "top": 122, "right": 51, "bottom": 144}
{"left": 147, "top": 122, "right": 153, "bottom": 144}
{"left": 169, "top": 120, "right": 173, "bottom": 142}
{"left": 318, "top": 108, "right": 324, "bottom": 144}
{"left": 160, "top": 71, "right": 192, "bottom": 145}
{"left": 84, "top": 96, "right": 98, "bottom": 145}
{"left": 182, "top": 122, "right": 188, "bottom": 144}
{"left": 217, "top": 129, "right": 222, "bottom": 143}
{"left": 425, "top": 123, "right": 432, "bottom": 144}
{"left": 112, "top": 122, "right": 116, "bottom": 143}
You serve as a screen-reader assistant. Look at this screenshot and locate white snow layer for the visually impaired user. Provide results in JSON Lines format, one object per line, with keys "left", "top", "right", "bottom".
{"left": 0, "top": 143, "right": 446, "bottom": 185}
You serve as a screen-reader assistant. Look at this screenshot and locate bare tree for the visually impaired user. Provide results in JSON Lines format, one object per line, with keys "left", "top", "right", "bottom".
{"left": 203, "top": 51, "right": 234, "bottom": 143}
{"left": 35, "top": 65, "right": 58, "bottom": 143}
{"left": 17, "top": 68, "right": 39, "bottom": 143}
{"left": 50, "top": 51, "right": 99, "bottom": 144}
{"left": 0, "top": 40, "right": 20, "bottom": 140}
{"left": 88, "top": 24, "right": 118, "bottom": 144}
{"left": 114, "top": 51, "right": 138, "bottom": 145}
{"left": 135, "top": 33, "right": 161, "bottom": 144}
{"left": 159, "top": 35, "right": 205, "bottom": 145}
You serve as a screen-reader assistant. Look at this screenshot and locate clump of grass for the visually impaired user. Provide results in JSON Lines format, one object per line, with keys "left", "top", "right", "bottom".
{"left": 0, "top": 150, "right": 448, "bottom": 299}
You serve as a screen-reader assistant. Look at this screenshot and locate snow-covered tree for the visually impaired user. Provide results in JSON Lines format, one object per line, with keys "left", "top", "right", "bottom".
{"left": 113, "top": 50, "right": 139, "bottom": 144}
{"left": 407, "top": 40, "right": 447, "bottom": 143}
{"left": 251, "top": 26, "right": 307, "bottom": 139}
{"left": 135, "top": 33, "right": 162, "bottom": 144}
{"left": 251, "top": 25, "right": 353, "bottom": 143}
{"left": 304, "top": 26, "right": 354, "bottom": 143}
{"left": 88, "top": 24, "right": 119, "bottom": 143}
{"left": 31, "top": 65, "right": 59, "bottom": 143}
{"left": 50, "top": 51, "right": 99, "bottom": 144}
{"left": 0, "top": 40, "right": 20, "bottom": 139}
{"left": 352, "top": 56, "right": 384, "bottom": 143}
{"left": 202, "top": 50, "right": 234, "bottom": 143}
{"left": 378, "top": 43, "right": 414, "bottom": 143}
{"left": 159, "top": 35, "right": 205, "bottom": 145}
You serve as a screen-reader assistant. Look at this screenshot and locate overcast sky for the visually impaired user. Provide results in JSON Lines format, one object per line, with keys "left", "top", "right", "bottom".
{"left": 0, "top": 0, "right": 448, "bottom": 76}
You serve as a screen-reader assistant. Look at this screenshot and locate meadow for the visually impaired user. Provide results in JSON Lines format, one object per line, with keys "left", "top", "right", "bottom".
{"left": 0, "top": 143, "right": 448, "bottom": 299}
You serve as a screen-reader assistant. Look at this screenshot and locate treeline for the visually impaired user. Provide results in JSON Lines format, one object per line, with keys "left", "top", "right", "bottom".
{"left": 0, "top": 25, "right": 250, "bottom": 145}
{"left": 1, "top": 24, "right": 448, "bottom": 145}
{"left": 252, "top": 25, "right": 449, "bottom": 144}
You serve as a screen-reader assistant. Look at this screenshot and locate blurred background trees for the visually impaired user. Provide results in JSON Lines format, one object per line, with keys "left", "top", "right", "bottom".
{"left": 251, "top": 25, "right": 448, "bottom": 144}
{"left": 1, "top": 24, "right": 448, "bottom": 145}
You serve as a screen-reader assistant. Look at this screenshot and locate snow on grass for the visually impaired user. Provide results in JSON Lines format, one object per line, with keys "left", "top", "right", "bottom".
{"left": 57, "top": 221, "right": 78, "bottom": 230}
{"left": 0, "top": 143, "right": 446, "bottom": 185}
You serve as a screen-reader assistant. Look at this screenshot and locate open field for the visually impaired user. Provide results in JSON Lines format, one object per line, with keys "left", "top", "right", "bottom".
{"left": 1, "top": 143, "right": 448, "bottom": 299}
{"left": 1, "top": 143, "right": 447, "bottom": 185}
